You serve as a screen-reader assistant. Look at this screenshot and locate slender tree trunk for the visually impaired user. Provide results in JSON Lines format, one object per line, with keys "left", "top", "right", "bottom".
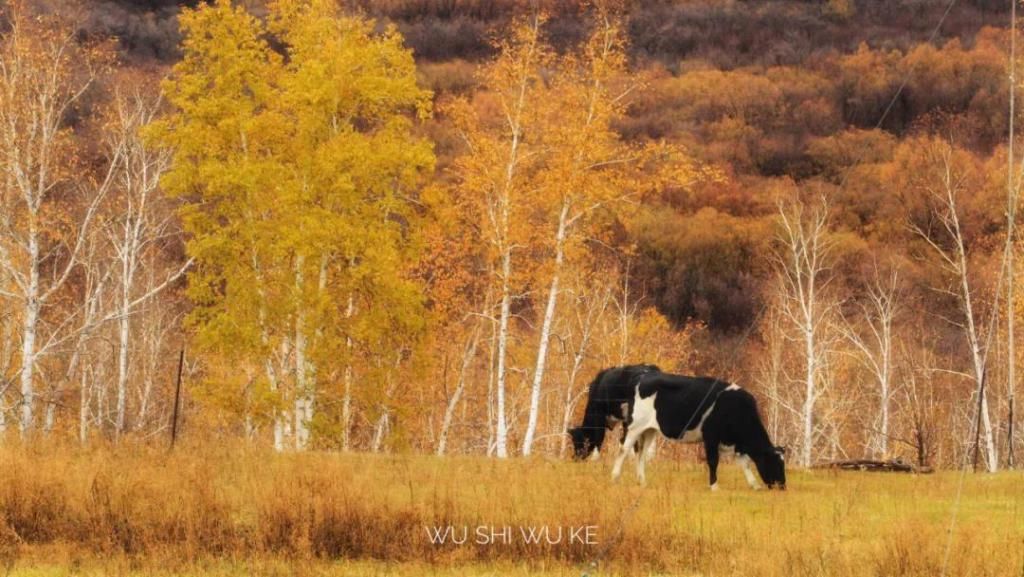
{"left": 371, "top": 410, "right": 389, "bottom": 453}
{"left": 295, "top": 255, "right": 326, "bottom": 451}
{"left": 559, "top": 326, "right": 593, "bottom": 458}
{"left": 960, "top": 248, "right": 998, "bottom": 472}
{"left": 114, "top": 211, "right": 141, "bottom": 438}
{"left": 136, "top": 314, "right": 162, "bottom": 430}
{"left": 265, "top": 340, "right": 285, "bottom": 452}
{"left": 776, "top": 199, "right": 832, "bottom": 468}
{"left": 522, "top": 201, "right": 570, "bottom": 456}
{"left": 801, "top": 323, "right": 816, "bottom": 468}
{"left": 115, "top": 292, "right": 131, "bottom": 438}
{"left": 79, "top": 367, "right": 92, "bottom": 444}
{"left": 19, "top": 228, "right": 39, "bottom": 436}
{"left": 437, "top": 328, "right": 479, "bottom": 456}
{"left": 341, "top": 293, "right": 355, "bottom": 451}
{"left": 293, "top": 257, "right": 311, "bottom": 450}
{"left": 486, "top": 311, "right": 497, "bottom": 456}
{"left": 495, "top": 243, "right": 513, "bottom": 458}
{"left": 879, "top": 326, "right": 891, "bottom": 457}
{"left": 488, "top": 24, "right": 537, "bottom": 458}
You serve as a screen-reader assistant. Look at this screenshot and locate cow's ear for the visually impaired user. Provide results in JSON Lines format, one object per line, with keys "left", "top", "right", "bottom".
{"left": 776, "top": 446, "right": 787, "bottom": 455}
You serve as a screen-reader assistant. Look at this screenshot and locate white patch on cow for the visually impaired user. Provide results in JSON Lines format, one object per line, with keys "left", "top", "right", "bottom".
{"left": 679, "top": 403, "right": 715, "bottom": 443}
{"left": 629, "top": 390, "right": 660, "bottom": 432}
{"left": 725, "top": 383, "right": 741, "bottom": 391}
{"left": 590, "top": 448, "right": 601, "bottom": 461}
{"left": 736, "top": 453, "right": 762, "bottom": 490}
{"left": 611, "top": 390, "right": 661, "bottom": 481}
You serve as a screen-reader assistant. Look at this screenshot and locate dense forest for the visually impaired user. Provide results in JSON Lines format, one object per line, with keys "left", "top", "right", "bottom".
{"left": 2, "top": 0, "right": 1024, "bottom": 471}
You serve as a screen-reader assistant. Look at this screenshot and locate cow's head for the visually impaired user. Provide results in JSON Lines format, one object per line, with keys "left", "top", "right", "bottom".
{"left": 753, "top": 446, "right": 787, "bottom": 490}
{"left": 568, "top": 426, "right": 601, "bottom": 460}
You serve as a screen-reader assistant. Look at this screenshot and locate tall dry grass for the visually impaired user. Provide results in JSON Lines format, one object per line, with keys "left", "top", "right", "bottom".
{"left": 2, "top": 441, "right": 1023, "bottom": 576}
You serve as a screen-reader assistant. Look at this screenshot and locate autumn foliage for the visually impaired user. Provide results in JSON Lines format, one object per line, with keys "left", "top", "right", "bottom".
{"left": 2, "top": 0, "right": 1024, "bottom": 477}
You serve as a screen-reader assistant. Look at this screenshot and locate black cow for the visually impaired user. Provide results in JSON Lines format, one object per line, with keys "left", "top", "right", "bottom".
{"left": 567, "top": 364, "right": 661, "bottom": 460}
{"left": 576, "top": 369, "right": 787, "bottom": 490}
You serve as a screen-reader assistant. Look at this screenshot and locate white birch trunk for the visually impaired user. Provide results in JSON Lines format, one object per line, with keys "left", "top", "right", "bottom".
{"left": 293, "top": 256, "right": 311, "bottom": 450}
{"left": 494, "top": 243, "right": 513, "bottom": 458}
{"left": 294, "top": 254, "right": 326, "bottom": 451}
{"left": 801, "top": 323, "right": 816, "bottom": 468}
{"left": 879, "top": 330, "right": 891, "bottom": 457}
{"left": 341, "top": 293, "right": 355, "bottom": 451}
{"left": 115, "top": 291, "right": 131, "bottom": 437}
{"left": 486, "top": 312, "right": 497, "bottom": 456}
{"left": 18, "top": 230, "right": 39, "bottom": 434}
{"left": 437, "top": 328, "right": 480, "bottom": 456}
{"left": 954, "top": 194, "right": 997, "bottom": 473}
{"left": 558, "top": 293, "right": 602, "bottom": 458}
{"left": 371, "top": 410, "right": 389, "bottom": 453}
{"left": 488, "top": 22, "right": 539, "bottom": 459}
{"left": 911, "top": 147, "right": 998, "bottom": 471}
{"left": 522, "top": 201, "right": 570, "bottom": 456}
{"left": 79, "top": 367, "right": 90, "bottom": 444}
{"left": 775, "top": 198, "right": 833, "bottom": 468}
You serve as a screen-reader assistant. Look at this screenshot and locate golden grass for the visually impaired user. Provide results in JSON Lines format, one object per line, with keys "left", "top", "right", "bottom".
{"left": 2, "top": 443, "right": 1023, "bottom": 576}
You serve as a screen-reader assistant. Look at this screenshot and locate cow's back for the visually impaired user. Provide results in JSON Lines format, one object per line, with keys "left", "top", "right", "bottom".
{"left": 636, "top": 374, "right": 730, "bottom": 439}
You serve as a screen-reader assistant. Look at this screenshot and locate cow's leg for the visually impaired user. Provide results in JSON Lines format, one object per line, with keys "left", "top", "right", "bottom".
{"left": 612, "top": 426, "right": 644, "bottom": 481}
{"left": 736, "top": 453, "right": 761, "bottom": 490}
{"left": 704, "top": 438, "right": 720, "bottom": 491}
{"left": 620, "top": 424, "right": 636, "bottom": 460}
{"left": 644, "top": 434, "right": 657, "bottom": 462}
{"left": 635, "top": 429, "right": 657, "bottom": 485}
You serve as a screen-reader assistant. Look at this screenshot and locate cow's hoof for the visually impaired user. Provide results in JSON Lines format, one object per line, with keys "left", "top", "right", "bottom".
{"left": 710, "top": 483, "right": 720, "bottom": 492}
{"left": 752, "top": 485, "right": 763, "bottom": 491}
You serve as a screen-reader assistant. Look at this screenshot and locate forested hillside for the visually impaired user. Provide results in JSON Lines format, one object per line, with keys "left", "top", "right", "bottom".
{"left": 2, "top": 0, "right": 1023, "bottom": 470}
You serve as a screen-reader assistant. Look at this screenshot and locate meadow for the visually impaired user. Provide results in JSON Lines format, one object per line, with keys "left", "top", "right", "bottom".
{"left": 2, "top": 444, "right": 1023, "bottom": 577}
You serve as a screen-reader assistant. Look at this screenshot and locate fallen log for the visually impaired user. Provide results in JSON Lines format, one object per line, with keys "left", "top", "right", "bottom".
{"left": 814, "top": 458, "right": 933, "bottom": 474}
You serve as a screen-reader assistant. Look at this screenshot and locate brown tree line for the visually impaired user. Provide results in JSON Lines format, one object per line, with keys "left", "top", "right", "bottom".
{"left": 1, "top": 0, "right": 1023, "bottom": 470}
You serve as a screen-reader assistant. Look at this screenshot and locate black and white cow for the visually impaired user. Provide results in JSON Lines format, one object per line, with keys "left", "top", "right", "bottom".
{"left": 567, "top": 364, "right": 661, "bottom": 460}
{"left": 573, "top": 369, "right": 786, "bottom": 490}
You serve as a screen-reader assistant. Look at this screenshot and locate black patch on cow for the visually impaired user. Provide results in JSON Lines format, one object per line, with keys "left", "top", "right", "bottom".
{"left": 634, "top": 374, "right": 730, "bottom": 439}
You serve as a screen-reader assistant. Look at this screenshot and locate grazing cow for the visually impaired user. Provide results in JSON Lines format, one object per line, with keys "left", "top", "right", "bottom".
{"left": 567, "top": 364, "right": 661, "bottom": 460}
{"left": 613, "top": 373, "right": 786, "bottom": 490}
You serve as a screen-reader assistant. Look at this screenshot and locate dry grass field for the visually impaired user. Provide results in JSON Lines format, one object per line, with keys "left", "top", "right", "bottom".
{"left": 2, "top": 443, "right": 1023, "bottom": 577}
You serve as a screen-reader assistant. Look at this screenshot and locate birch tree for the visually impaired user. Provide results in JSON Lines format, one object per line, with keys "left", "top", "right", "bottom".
{"left": 840, "top": 266, "right": 901, "bottom": 458}
{"left": 436, "top": 324, "right": 481, "bottom": 456}
{"left": 0, "top": 3, "right": 118, "bottom": 435}
{"left": 449, "top": 16, "right": 551, "bottom": 457}
{"left": 773, "top": 196, "right": 836, "bottom": 468}
{"left": 105, "top": 88, "right": 191, "bottom": 438}
{"left": 521, "top": 7, "right": 661, "bottom": 456}
{"left": 157, "top": 0, "right": 432, "bottom": 450}
{"left": 556, "top": 278, "right": 611, "bottom": 457}
{"left": 909, "top": 141, "right": 998, "bottom": 472}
